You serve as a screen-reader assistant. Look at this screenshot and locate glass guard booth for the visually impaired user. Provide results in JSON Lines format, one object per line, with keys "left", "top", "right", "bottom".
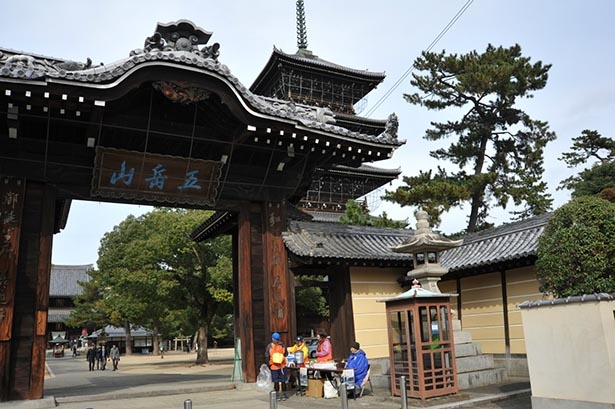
{"left": 383, "top": 287, "right": 458, "bottom": 400}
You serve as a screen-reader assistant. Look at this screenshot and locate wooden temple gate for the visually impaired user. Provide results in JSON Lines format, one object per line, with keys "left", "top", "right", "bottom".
{"left": 0, "top": 19, "right": 401, "bottom": 400}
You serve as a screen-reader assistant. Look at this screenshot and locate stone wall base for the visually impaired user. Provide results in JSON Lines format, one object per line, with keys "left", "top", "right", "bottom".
{"left": 532, "top": 396, "right": 615, "bottom": 409}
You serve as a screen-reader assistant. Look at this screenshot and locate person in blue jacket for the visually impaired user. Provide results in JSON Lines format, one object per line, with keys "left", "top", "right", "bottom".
{"left": 345, "top": 341, "right": 368, "bottom": 387}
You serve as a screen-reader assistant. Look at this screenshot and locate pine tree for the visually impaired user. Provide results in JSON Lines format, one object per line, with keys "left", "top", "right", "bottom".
{"left": 558, "top": 130, "right": 615, "bottom": 197}
{"left": 385, "top": 44, "right": 555, "bottom": 232}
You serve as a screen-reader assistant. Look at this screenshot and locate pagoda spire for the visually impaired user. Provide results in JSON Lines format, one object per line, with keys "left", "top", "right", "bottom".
{"left": 296, "top": 0, "right": 309, "bottom": 52}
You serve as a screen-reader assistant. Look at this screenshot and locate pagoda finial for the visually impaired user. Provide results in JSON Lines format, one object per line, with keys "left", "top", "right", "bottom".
{"left": 296, "top": 0, "right": 309, "bottom": 51}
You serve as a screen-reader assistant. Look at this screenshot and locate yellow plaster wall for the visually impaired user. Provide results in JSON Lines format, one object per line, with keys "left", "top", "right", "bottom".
{"left": 505, "top": 266, "right": 546, "bottom": 354}
{"left": 348, "top": 265, "right": 545, "bottom": 358}
{"left": 349, "top": 266, "right": 406, "bottom": 359}
{"left": 439, "top": 266, "right": 546, "bottom": 355}
{"left": 459, "top": 272, "right": 505, "bottom": 354}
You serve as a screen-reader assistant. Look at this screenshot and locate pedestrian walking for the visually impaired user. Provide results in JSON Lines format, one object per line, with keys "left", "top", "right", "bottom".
{"left": 109, "top": 344, "right": 120, "bottom": 371}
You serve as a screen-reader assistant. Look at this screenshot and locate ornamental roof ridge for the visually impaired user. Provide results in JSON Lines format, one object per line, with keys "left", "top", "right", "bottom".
{"left": 0, "top": 50, "right": 402, "bottom": 146}
{"left": 0, "top": 47, "right": 70, "bottom": 65}
{"left": 256, "top": 96, "right": 403, "bottom": 146}
{"left": 0, "top": 20, "right": 402, "bottom": 147}
{"left": 271, "top": 46, "right": 386, "bottom": 80}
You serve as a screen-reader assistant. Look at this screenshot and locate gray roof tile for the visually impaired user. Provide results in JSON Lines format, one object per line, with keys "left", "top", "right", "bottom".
{"left": 282, "top": 213, "right": 552, "bottom": 272}
{"left": 50, "top": 264, "right": 93, "bottom": 297}
{"left": 440, "top": 213, "right": 552, "bottom": 272}
{"left": 48, "top": 308, "right": 72, "bottom": 323}
{"left": 283, "top": 220, "right": 414, "bottom": 263}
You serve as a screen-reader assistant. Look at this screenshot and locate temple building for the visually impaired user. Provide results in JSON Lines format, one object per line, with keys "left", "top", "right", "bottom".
{"left": 0, "top": 2, "right": 547, "bottom": 403}
{"left": 0, "top": 11, "right": 404, "bottom": 400}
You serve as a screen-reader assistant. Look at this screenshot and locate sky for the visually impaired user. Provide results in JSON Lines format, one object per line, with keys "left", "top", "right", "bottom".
{"left": 2, "top": 0, "right": 614, "bottom": 266}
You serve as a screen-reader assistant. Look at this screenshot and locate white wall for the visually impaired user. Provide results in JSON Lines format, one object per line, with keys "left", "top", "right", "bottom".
{"left": 522, "top": 299, "right": 615, "bottom": 407}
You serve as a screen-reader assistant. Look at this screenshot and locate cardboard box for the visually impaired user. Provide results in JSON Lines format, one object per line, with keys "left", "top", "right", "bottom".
{"left": 306, "top": 378, "right": 324, "bottom": 398}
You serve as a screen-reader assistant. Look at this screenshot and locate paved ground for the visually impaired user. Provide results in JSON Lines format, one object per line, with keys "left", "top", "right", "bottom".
{"left": 0, "top": 349, "right": 532, "bottom": 409}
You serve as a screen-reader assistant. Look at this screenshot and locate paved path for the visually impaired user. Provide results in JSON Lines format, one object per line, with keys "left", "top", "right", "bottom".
{"left": 0, "top": 349, "right": 531, "bottom": 409}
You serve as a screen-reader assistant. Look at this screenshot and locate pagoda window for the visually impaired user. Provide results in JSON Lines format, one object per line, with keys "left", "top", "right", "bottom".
{"left": 415, "top": 253, "right": 425, "bottom": 265}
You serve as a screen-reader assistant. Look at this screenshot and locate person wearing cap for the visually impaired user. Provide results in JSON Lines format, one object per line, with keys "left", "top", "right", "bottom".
{"left": 288, "top": 336, "right": 309, "bottom": 367}
{"left": 287, "top": 336, "right": 309, "bottom": 393}
{"left": 265, "top": 332, "right": 289, "bottom": 401}
{"left": 345, "top": 341, "right": 368, "bottom": 388}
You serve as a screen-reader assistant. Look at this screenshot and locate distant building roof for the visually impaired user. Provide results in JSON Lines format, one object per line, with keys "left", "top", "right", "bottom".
{"left": 48, "top": 307, "right": 72, "bottom": 323}
{"left": 94, "top": 325, "right": 152, "bottom": 338}
{"left": 49, "top": 264, "right": 93, "bottom": 297}
{"left": 251, "top": 47, "right": 386, "bottom": 95}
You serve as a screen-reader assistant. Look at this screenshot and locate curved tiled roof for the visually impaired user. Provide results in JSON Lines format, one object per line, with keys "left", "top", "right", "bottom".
{"left": 440, "top": 213, "right": 553, "bottom": 273}
{"left": 282, "top": 213, "right": 552, "bottom": 272}
{"left": 49, "top": 264, "right": 93, "bottom": 297}
{"left": 269, "top": 48, "right": 386, "bottom": 80}
{"left": 282, "top": 220, "right": 414, "bottom": 263}
{"left": 0, "top": 48, "right": 402, "bottom": 149}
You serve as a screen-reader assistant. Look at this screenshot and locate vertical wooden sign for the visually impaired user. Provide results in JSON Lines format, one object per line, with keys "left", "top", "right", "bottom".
{"left": 264, "top": 202, "right": 289, "bottom": 334}
{"left": 0, "top": 177, "right": 25, "bottom": 341}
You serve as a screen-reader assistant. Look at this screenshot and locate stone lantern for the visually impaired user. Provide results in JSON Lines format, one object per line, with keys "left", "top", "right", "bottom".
{"left": 392, "top": 210, "right": 463, "bottom": 293}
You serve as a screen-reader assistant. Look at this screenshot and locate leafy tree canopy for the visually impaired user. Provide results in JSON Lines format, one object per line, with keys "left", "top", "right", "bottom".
{"left": 558, "top": 130, "right": 615, "bottom": 197}
{"left": 76, "top": 208, "right": 232, "bottom": 363}
{"left": 340, "top": 200, "right": 407, "bottom": 228}
{"left": 384, "top": 44, "right": 555, "bottom": 233}
{"left": 536, "top": 196, "right": 615, "bottom": 297}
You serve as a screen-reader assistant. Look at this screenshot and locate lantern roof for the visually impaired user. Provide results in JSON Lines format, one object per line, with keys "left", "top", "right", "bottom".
{"left": 393, "top": 210, "right": 463, "bottom": 253}
{"left": 379, "top": 280, "right": 457, "bottom": 302}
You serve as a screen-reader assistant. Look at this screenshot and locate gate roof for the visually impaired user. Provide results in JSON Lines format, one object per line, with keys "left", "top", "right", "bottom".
{"left": 0, "top": 20, "right": 403, "bottom": 211}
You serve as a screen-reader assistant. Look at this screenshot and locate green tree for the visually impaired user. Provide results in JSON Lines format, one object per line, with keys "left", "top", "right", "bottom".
{"left": 138, "top": 209, "right": 233, "bottom": 364}
{"left": 65, "top": 268, "right": 112, "bottom": 333}
{"left": 536, "top": 196, "right": 615, "bottom": 297}
{"left": 558, "top": 130, "right": 615, "bottom": 197}
{"left": 385, "top": 44, "right": 555, "bottom": 232}
{"left": 95, "top": 214, "right": 183, "bottom": 355}
{"left": 94, "top": 209, "right": 232, "bottom": 364}
{"left": 340, "top": 200, "right": 407, "bottom": 228}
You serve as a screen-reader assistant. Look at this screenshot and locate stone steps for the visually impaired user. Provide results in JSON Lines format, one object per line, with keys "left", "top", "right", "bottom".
{"left": 457, "top": 367, "right": 507, "bottom": 389}
{"left": 454, "top": 330, "right": 508, "bottom": 390}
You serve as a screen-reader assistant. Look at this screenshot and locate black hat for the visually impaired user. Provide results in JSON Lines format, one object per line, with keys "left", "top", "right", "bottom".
{"left": 351, "top": 342, "right": 360, "bottom": 350}
{"left": 296, "top": 336, "right": 304, "bottom": 342}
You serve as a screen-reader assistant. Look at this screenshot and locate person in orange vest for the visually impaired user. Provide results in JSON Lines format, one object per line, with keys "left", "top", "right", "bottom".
{"left": 315, "top": 329, "right": 332, "bottom": 362}
{"left": 265, "top": 332, "right": 288, "bottom": 401}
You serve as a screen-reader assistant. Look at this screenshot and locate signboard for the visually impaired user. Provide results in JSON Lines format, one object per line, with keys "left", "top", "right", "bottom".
{"left": 0, "top": 177, "right": 25, "bottom": 341}
{"left": 92, "top": 147, "right": 222, "bottom": 207}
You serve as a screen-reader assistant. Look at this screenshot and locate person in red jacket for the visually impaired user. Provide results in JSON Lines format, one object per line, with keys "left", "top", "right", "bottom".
{"left": 265, "top": 332, "right": 288, "bottom": 401}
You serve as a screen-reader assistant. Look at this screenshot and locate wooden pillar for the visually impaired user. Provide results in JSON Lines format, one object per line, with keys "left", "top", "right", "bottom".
{"left": 0, "top": 177, "right": 26, "bottom": 402}
{"left": 262, "top": 202, "right": 294, "bottom": 344}
{"left": 237, "top": 203, "right": 257, "bottom": 382}
{"left": 328, "top": 265, "right": 355, "bottom": 362}
{"left": 236, "top": 202, "right": 294, "bottom": 382}
{"left": 0, "top": 180, "right": 55, "bottom": 401}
